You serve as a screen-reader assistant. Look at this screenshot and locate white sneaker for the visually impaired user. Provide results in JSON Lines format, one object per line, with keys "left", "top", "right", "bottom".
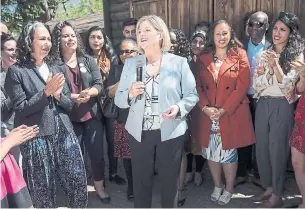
{"left": 211, "top": 186, "right": 223, "bottom": 202}
{"left": 218, "top": 190, "right": 233, "bottom": 205}
{"left": 185, "top": 172, "right": 194, "bottom": 184}
{"left": 194, "top": 172, "right": 203, "bottom": 186}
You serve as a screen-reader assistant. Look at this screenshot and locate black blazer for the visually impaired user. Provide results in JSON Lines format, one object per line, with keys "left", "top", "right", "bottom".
{"left": 4, "top": 62, "right": 74, "bottom": 137}
{"left": 62, "top": 54, "right": 105, "bottom": 120}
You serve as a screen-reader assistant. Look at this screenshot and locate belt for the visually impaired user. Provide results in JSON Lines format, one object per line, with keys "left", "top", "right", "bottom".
{"left": 261, "top": 95, "right": 286, "bottom": 99}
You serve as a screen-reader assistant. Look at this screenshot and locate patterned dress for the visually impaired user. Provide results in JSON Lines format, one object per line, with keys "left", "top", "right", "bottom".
{"left": 202, "top": 58, "right": 238, "bottom": 163}
{"left": 289, "top": 92, "right": 305, "bottom": 154}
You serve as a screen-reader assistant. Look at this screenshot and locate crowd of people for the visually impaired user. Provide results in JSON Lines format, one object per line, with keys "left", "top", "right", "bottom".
{"left": 0, "top": 9, "right": 305, "bottom": 209}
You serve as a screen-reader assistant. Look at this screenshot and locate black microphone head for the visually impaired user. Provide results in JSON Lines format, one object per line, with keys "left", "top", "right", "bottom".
{"left": 136, "top": 60, "right": 143, "bottom": 82}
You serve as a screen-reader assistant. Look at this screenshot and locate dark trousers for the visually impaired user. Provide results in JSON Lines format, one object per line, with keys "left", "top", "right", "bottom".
{"left": 237, "top": 95, "right": 259, "bottom": 178}
{"left": 255, "top": 97, "right": 294, "bottom": 196}
{"left": 73, "top": 118, "right": 105, "bottom": 181}
{"left": 104, "top": 116, "right": 118, "bottom": 176}
{"left": 186, "top": 153, "right": 205, "bottom": 173}
{"left": 129, "top": 130, "right": 184, "bottom": 208}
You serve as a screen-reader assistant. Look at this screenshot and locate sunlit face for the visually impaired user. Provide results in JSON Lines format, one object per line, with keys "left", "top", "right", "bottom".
{"left": 1, "top": 40, "right": 17, "bottom": 69}
{"left": 32, "top": 26, "right": 52, "bottom": 61}
{"left": 119, "top": 41, "right": 138, "bottom": 64}
{"left": 272, "top": 20, "right": 290, "bottom": 47}
{"left": 214, "top": 23, "right": 231, "bottom": 49}
{"left": 123, "top": 25, "right": 136, "bottom": 38}
{"left": 89, "top": 30, "right": 104, "bottom": 54}
{"left": 60, "top": 26, "right": 77, "bottom": 54}
{"left": 191, "top": 37, "right": 205, "bottom": 55}
{"left": 137, "top": 20, "right": 162, "bottom": 52}
{"left": 169, "top": 31, "right": 178, "bottom": 54}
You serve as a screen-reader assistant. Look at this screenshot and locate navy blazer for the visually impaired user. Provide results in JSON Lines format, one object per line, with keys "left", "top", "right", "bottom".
{"left": 4, "top": 62, "right": 74, "bottom": 137}
{"left": 61, "top": 54, "right": 105, "bottom": 120}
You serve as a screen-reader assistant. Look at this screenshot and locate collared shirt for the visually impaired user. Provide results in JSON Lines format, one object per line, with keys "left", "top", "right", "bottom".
{"left": 247, "top": 37, "right": 266, "bottom": 95}
{"left": 253, "top": 53, "right": 304, "bottom": 104}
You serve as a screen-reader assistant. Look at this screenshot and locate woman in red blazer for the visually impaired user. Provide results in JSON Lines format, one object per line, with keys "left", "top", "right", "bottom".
{"left": 192, "top": 20, "right": 255, "bottom": 205}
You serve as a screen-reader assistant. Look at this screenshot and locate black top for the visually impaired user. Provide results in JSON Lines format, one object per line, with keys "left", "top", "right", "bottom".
{"left": 107, "top": 64, "right": 129, "bottom": 124}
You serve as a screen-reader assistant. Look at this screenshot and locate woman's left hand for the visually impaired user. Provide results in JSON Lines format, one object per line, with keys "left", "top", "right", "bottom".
{"left": 162, "top": 105, "right": 180, "bottom": 120}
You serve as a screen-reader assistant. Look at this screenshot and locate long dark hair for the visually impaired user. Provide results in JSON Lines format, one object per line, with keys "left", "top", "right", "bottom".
{"left": 85, "top": 26, "right": 118, "bottom": 65}
{"left": 168, "top": 28, "right": 191, "bottom": 62}
{"left": 50, "top": 21, "right": 85, "bottom": 63}
{"left": 16, "top": 21, "right": 52, "bottom": 66}
{"left": 204, "top": 20, "right": 243, "bottom": 54}
{"left": 271, "top": 12, "right": 305, "bottom": 74}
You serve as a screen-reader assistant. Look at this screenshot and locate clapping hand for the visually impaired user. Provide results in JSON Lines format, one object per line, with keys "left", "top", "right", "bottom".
{"left": 44, "top": 72, "right": 65, "bottom": 97}
{"left": 6, "top": 125, "right": 39, "bottom": 147}
{"left": 291, "top": 61, "right": 305, "bottom": 78}
{"left": 261, "top": 50, "right": 278, "bottom": 69}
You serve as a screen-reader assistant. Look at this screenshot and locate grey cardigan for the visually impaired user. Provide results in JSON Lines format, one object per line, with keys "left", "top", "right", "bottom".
{"left": 115, "top": 52, "right": 199, "bottom": 142}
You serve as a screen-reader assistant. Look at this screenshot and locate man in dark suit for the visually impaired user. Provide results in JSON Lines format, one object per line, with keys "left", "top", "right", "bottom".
{"left": 235, "top": 11, "right": 271, "bottom": 188}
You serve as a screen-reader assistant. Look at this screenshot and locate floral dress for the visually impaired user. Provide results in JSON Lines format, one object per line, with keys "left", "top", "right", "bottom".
{"left": 289, "top": 92, "right": 305, "bottom": 154}
{"left": 201, "top": 58, "right": 238, "bottom": 163}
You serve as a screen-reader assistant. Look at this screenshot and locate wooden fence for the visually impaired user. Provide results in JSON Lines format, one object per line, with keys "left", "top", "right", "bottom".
{"left": 131, "top": 0, "right": 305, "bottom": 41}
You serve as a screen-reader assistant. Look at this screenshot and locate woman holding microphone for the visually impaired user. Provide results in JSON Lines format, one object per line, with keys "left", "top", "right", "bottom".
{"left": 115, "top": 15, "right": 198, "bottom": 208}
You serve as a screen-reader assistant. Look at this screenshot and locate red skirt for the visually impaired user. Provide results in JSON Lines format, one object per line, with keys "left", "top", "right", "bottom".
{"left": 1, "top": 145, "right": 33, "bottom": 208}
{"left": 114, "top": 121, "right": 131, "bottom": 158}
{"left": 290, "top": 94, "right": 305, "bottom": 154}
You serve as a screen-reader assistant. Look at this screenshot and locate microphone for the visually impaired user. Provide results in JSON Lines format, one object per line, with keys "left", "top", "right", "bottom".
{"left": 136, "top": 60, "right": 143, "bottom": 100}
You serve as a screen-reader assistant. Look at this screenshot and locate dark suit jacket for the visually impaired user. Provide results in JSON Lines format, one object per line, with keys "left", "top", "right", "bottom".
{"left": 61, "top": 54, "right": 105, "bottom": 120}
{"left": 4, "top": 62, "right": 74, "bottom": 137}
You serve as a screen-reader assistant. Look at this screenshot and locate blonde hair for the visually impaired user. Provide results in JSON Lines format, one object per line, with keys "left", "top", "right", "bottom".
{"left": 136, "top": 15, "right": 171, "bottom": 54}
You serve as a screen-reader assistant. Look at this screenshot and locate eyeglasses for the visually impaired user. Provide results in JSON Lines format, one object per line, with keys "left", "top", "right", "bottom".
{"left": 248, "top": 21, "right": 264, "bottom": 28}
{"left": 120, "top": 49, "right": 137, "bottom": 55}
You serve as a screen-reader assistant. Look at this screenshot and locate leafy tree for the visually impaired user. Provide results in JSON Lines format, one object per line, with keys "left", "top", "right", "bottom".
{"left": 56, "top": 0, "right": 103, "bottom": 20}
{"left": 1, "top": 0, "right": 103, "bottom": 36}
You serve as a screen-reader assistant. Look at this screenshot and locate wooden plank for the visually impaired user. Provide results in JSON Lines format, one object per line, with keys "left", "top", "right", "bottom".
{"left": 110, "top": 1, "right": 130, "bottom": 13}
{"left": 272, "top": 0, "right": 286, "bottom": 20}
{"left": 189, "top": 0, "right": 213, "bottom": 34}
{"left": 285, "top": 0, "right": 300, "bottom": 16}
{"left": 298, "top": 0, "right": 305, "bottom": 36}
{"left": 213, "top": 0, "right": 255, "bottom": 40}
{"left": 256, "top": 0, "right": 273, "bottom": 20}
{"left": 110, "top": 11, "right": 130, "bottom": 21}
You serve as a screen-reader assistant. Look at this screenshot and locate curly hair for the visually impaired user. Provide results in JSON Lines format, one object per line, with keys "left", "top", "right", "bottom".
{"left": 270, "top": 13, "right": 305, "bottom": 74}
{"left": 204, "top": 20, "right": 243, "bottom": 54}
{"left": 168, "top": 28, "right": 191, "bottom": 61}
{"left": 50, "top": 21, "right": 85, "bottom": 63}
{"left": 15, "top": 21, "right": 52, "bottom": 66}
{"left": 85, "top": 26, "right": 118, "bottom": 65}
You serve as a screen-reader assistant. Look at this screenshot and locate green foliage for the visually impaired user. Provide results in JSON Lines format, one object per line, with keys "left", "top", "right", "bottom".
{"left": 56, "top": 0, "right": 103, "bottom": 20}
{"left": 1, "top": 0, "right": 103, "bottom": 36}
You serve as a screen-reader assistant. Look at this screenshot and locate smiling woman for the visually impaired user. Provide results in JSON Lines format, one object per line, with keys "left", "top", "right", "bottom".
{"left": 51, "top": 21, "right": 111, "bottom": 204}
{"left": 115, "top": 15, "right": 198, "bottom": 208}
{"left": 4, "top": 21, "right": 88, "bottom": 208}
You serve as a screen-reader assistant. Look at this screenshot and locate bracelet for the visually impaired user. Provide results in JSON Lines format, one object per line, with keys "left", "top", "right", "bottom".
{"left": 268, "top": 71, "right": 274, "bottom": 75}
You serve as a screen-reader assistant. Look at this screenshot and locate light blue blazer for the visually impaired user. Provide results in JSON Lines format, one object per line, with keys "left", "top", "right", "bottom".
{"left": 114, "top": 52, "right": 199, "bottom": 142}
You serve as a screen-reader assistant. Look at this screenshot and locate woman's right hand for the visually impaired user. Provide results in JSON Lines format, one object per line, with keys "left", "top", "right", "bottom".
{"left": 44, "top": 73, "right": 65, "bottom": 97}
{"left": 202, "top": 107, "right": 218, "bottom": 120}
{"left": 129, "top": 81, "right": 145, "bottom": 100}
{"left": 6, "top": 125, "right": 39, "bottom": 147}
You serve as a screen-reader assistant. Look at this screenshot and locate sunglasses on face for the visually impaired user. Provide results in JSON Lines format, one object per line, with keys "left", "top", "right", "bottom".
{"left": 120, "top": 49, "right": 137, "bottom": 55}
{"left": 248, "top": 21, "right": 264, "bottom": 28}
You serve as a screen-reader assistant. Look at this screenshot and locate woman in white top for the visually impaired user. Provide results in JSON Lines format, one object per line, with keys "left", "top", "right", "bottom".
{"left": 253, "top": 12, "right": 305, "bottom": 208}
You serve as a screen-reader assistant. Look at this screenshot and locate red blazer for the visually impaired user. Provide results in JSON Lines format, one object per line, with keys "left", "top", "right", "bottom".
{"left": 191, "top": 48, "right": 255, "bottom": 149}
